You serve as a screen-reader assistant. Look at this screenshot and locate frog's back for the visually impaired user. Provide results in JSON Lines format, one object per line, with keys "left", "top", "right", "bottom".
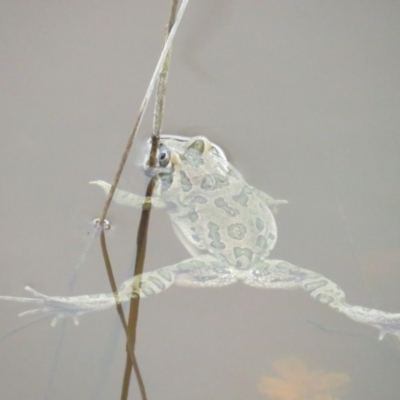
{"left": 160, "top": 143, "right": 277, "bottom": 269}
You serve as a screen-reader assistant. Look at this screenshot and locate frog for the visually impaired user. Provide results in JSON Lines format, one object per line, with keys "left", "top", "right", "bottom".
{"left": 1, "top": 135, "right": 400, "bottom": 340}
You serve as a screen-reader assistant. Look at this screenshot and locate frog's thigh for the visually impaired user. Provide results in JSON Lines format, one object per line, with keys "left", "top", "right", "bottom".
{"left": 174, "top": 255, "right": 237, "bottom": 288}
{"left": 244, "top": 260, "right": 312, "bottom": 289}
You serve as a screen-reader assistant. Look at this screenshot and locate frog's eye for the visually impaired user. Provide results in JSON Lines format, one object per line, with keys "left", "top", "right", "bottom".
{"left": 158, "top": 150, "right": 171, "bottom": 167}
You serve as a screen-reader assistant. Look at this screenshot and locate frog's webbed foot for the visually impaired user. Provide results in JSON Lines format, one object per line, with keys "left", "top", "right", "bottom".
{"left": 89, "top": 180, "right": 165, "bottom": 208}
{"left": 0, "top": 286, "right": 116, "bottom": 327}
{"left": 244, "top": 259, "right": 400, "bottom": 341}
{"left": 341, "top": 306, "right": 400, "bottom": 341}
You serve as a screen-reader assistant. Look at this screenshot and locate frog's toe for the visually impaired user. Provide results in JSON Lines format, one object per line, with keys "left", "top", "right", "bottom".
{"left": 378, "top": 329, "right": 400, "bottom": 341}
{"left": 15, "top": 298, "right": 82, "bottom": 327}
{"left": 89, "top": 180, "right": 110, "bottom": 191}
{"left": 18, "top": 308, "right": 47, "bottom": 317}
{"left": 375, "top": 323, "right": 400, "bottom": 341}
{"left": 39, "top": 307, "right": 83, "bottom": 327}
{"left": 275, "top": 199, "right": 289, "bottom": 205}
{"left": 344, "top": 306, "right": 400, "bottom": 341}
{"left": 50, "top": 313, "right": 80, "bottom": 327}
{"left": 24, "top": 285, "right": 50, "bottom": 299}
{"left": 0, "top": 286, "right": 91, "bottom": 326}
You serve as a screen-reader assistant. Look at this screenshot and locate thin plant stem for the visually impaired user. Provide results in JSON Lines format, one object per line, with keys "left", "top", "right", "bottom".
{"left": 97, "top": 0, "right": 189, "bottom": 227}
{"left": 149, "top": 0, "right": 178, "bottom": 165}
{"left": 120, "top": 177, "right": 155, "bottom": 400}
{"left": 99, "top": 230, "right": 147, "bottom": 400}
{"left": 117, "top": 1, "right": 182, "bottom": 399}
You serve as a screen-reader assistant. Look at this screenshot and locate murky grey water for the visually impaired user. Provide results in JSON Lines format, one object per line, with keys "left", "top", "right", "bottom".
{"left": 1, "top": 2, "right": 400, "bottom": 399}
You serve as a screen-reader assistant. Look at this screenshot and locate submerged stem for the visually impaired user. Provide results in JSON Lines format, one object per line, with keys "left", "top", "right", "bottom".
{"left": 119, "top": 2, "right": 183, "bottom": 400}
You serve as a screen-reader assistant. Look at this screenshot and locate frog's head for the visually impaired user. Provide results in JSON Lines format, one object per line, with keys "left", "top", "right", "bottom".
{"left": 145, "top": 135, "right": 226, "bottom": 174}
{"left": 144, "top": 135, "right": 229, "bottom": 192}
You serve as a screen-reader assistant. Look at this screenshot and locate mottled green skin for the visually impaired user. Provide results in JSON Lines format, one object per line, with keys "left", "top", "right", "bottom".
{"left": 2, "top": 135, "right": 400, "bottom": 340}
{"left": 112, "top": 135, "right": 286, "bottom": 294}
{"left": 158, "top": 138, "right": 277, "bottom": 272}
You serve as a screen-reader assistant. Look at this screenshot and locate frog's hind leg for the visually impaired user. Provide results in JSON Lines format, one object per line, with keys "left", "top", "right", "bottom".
{"left": 244, "top": 259, "right": 400, "bottom": 341}
{"left": 0, "top": 256, "right": 232, "bottom": 326}
{"left": 119, "top": 255, "right": 236, "bottom": 298}
{"left": 173, "top": 256, "right": 236, "bottom": 288}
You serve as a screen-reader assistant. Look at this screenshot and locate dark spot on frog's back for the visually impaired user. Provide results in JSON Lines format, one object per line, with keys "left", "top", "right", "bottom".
{"left": 200, "top": 174, "right": 214, "bottom": 190}
{"left": 214, "top": 173, "right": 229, "bottom": 187}
{"left": 214, "top": 197, "right": 240, "bottom": 216}
{"left": 160, "top": 173, "right": 173, "bottom": 190}
{"left": 267, "top": 232, "right": 276, "bottom": 246}
{"left": 256, "top": 235, "right": 267, "bottom": 249}
{"left": 234, "top": 247, "right": 253, "bottom": 258}
{"left": 232, "top": 188, "right": 249, "bottom": 206}
{"left": 214, "top": 197, "right": 226, "bottom": 207}
{"left": 191, "top": 234, "right": 201, "bottom": 242}
{"left": 227, "top": 167, "right": 239, "bottom": 179}
{"left": 201, "top": 174, "right": 229, "bottom": 191}
{"left": 184, "top": 151, "right": 205, "bottom": 167}
{"left": 207, "top": 221, "right": 226, "bottom": 249}
{"left": 255, "top": 217, "right": 264, "bottom": 232}
{"left": 192, "top": 195, "right": 208, "bottom": 204}
{"left": 227, "top": 223, "right": 247, "bottom": 240}
{"left": 187, "top": 210, "right": 199, "bottom": 222}
{"left": 180, "top": 170, "right": 192, "bottom": 192}
{"left": 233, "top": 247, "right": 253, "bottom": 269}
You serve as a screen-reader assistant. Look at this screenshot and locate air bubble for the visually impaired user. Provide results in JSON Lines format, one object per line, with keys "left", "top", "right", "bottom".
{"left": 92, "top": 218, "right": 111, "bottom": 231}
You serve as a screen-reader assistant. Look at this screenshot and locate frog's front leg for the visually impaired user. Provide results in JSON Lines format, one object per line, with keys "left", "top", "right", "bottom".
{"left": 252, "top": 187, "right": 288, "bottom": 214}
{"left": 244, "top": 260, "right": 400, "bottom": 341}
{"left": 89, "top": 180, "right": 166, "bottom": 208}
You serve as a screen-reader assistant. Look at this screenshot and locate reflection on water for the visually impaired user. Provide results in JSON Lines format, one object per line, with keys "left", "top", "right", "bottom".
{"left": 259, "top": 357, "right": 350, "bottom": 400}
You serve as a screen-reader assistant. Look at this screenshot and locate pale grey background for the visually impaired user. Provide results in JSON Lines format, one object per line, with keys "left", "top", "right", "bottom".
{"left": 1, "top": 1, "right": 400, "bottom": 399}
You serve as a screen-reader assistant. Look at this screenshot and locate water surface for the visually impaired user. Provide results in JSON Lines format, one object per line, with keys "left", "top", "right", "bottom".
{"left": 1, "top": 2, "right": 400, "bottom": 399}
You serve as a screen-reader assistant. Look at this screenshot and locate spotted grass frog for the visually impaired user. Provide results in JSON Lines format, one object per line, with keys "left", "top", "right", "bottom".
{"left": 1, "top": 135, "right": 400, "bottom": 340}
